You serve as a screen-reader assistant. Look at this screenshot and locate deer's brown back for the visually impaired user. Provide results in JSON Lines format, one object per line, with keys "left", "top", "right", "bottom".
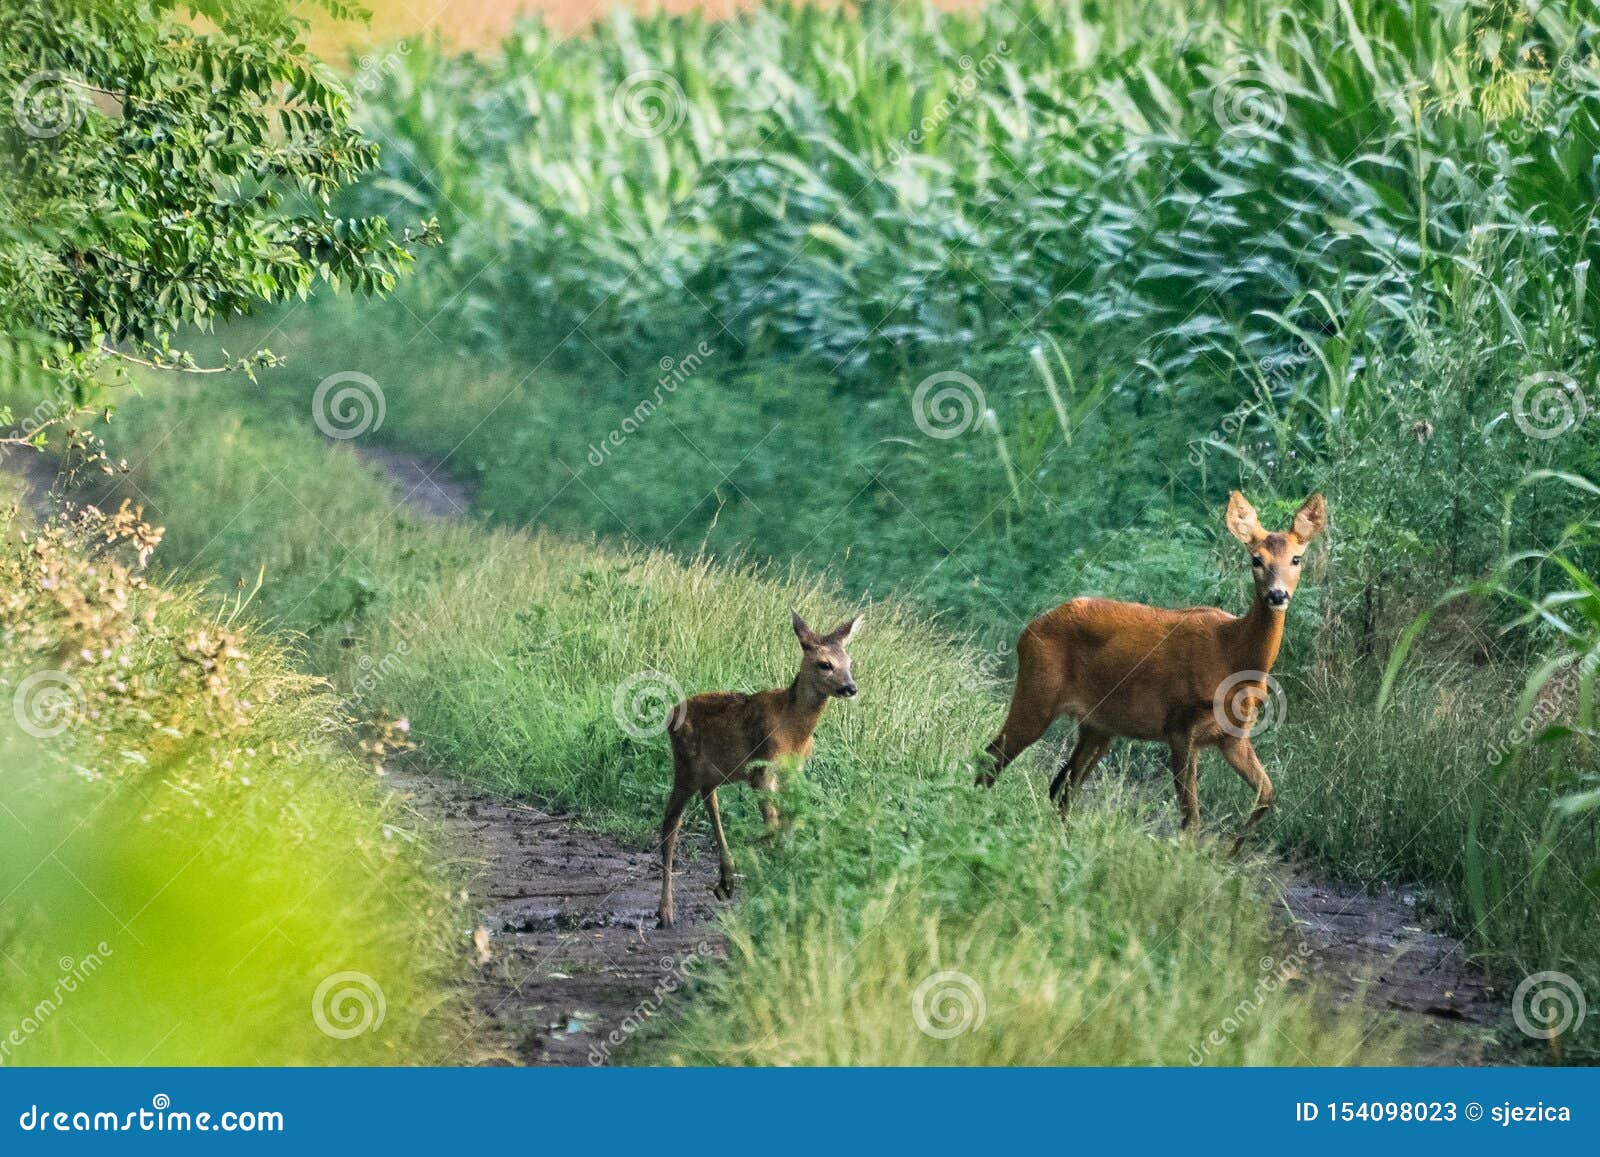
{"left": 673, "top": 688, "right": 800, "bottom": 786}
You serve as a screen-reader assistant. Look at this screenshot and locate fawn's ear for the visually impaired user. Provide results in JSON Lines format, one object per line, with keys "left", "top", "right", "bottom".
{"left": 791, "top": 609, "right": 821, "bottom": 650}
{"left": 825, "top": 614, "right": 863, "bottom": 646}
{"left": 1225, "top": 491, "right": 1264, "bottom": 545}
{"left": 1291, "top": 493, "right": 1326, "bottom": 542}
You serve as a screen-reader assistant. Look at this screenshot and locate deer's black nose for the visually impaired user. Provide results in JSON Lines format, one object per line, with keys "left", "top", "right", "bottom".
{"left": 1266, "top": 589, "right": 1290, "bottom": 608}
{"left": 838, "top": 683, "right": 858, "bottom": 698}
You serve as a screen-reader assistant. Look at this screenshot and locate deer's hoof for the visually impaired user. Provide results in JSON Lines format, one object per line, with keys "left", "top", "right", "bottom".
{"left": 657, "top": 910, "right": 675, "bottom": 930}
{"left": 712, "top": 882, "right": 734, "bottom": 901}
{"left": 974, "top": 772, "right": 997, "bottom": 789}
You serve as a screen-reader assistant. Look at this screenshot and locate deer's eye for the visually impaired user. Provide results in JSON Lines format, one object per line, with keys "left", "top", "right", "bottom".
{"left": 1291, "top": 555, "right": 1302, "bottom": 566}
{"left": 1251, "top": 555, "right": 1264, "bottom": 568}
{"left": 816, "top": 661, "right": 834, "bottom": 672}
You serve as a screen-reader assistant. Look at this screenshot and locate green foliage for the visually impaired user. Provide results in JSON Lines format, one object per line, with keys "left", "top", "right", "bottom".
{"left": 0, "top": 0, "right": 429, "bottom": 425}
{"left": 0, "top": 501, "right": 461, "bottom": 1064}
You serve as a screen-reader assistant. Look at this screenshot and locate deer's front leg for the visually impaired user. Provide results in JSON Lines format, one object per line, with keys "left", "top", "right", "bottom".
{"left": 750, "top": 763, "right": 780, "bottom": 832}
{"left": 1168, "top": 735, "right": 1202, "bottom": 831}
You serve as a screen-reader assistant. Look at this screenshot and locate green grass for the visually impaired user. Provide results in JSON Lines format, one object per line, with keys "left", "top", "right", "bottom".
{"left": 0, "top": 498, "right": 462, "bottom": 1065}
{"left": 93, "top": 375, "right": 1411, "bottom": 1065}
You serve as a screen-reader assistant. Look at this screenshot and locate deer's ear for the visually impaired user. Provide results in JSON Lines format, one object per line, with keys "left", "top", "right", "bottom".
{"left": 1292, "top": 493, "right": 1326, "bottom": 542}
{"left": 791, "top": 609, "right": 821, "bottom": 649}
{"left": 1225, "top": 491, "right": 1263, "bottom": 545}
{"left": 825, "top": 614, "right": 863, "bottom": 646}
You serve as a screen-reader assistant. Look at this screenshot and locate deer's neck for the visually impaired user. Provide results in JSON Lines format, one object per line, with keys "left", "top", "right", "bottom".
{"left": 1227, "top": 596, "right": 1286, "bottom": 675}
{"left": 784, "top": 677, "right": 829, "bottom": 738}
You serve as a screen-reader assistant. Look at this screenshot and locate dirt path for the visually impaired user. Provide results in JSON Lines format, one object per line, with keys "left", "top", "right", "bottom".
{"left": 345, "top": 446, "right": 727, "bottom": 1065}
{"left": 385, "top": 768, "right": 723, "bottom": 1065}
{"left": 1273, "top": 874, "right": 1499, "bottom": 1061}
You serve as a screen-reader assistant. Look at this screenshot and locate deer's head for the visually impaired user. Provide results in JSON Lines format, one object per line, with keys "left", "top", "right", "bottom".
{"left": 791, "top": 610, "right": 862, "bottom": 699}
{"left": 1226, "top": 492, "right": 1326, "bottom": 612}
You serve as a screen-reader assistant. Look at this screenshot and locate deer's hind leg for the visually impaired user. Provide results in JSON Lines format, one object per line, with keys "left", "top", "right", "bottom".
{"left": 1049, "top": 726, "right": 1111, "bottom": 814}
{"left": 657, "top": 774, "right": 694, "bottom": 929}
{"left": 979, "top": 633, "right": 1062, "bottom": 786}
{"left": 1218, "top": 736, "right": 1275, "bottom": 855}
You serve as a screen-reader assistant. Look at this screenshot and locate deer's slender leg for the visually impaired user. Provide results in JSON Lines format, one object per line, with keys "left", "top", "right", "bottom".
{"left": 1218, "top": 737, "right": 1275, "bottom": 855}
{"left": 1049, "top": 726, "right": 1110, "bottom": 813}
{"left": 1169, "top": 735, "right": 1202, "bottom": 830}
{"left": 657, "top": 779, "right": 694, "bottom": 929}
{"left": 702, "top": 787, "right": 736, "bottom": 900}
{"left": 979, "top": 629, "right": 1061, "bottom": 786}
{"left": 750, "top": 767, "right": 779, "bottom": 832}
{"left": 980, "top": 694, "right": 1056, "bottom": 787}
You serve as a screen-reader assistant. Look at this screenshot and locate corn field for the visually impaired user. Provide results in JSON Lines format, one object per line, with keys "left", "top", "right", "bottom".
{"left": 352, "top": 0, "right": 1600, "bottom": 415}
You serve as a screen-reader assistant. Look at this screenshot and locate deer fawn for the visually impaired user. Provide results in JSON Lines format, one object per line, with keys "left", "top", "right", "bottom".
{"left": 656, "top": 611, "right": 862, "bottom": 929}
{"left": 979, "top": 492, "right": 1325, "bottom": 852}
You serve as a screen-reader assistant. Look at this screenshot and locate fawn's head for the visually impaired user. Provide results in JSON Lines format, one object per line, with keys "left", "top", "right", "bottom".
{"left": 791, "top": 610, "right": 862, "bottom": 699}
{"left": 1226, "top": 491, "right": 1326, "bottom": 612}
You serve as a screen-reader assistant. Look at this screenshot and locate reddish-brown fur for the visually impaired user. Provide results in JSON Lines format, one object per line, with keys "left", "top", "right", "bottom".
{"left": 657, "top": 611, "right": 861, "bottom": 928}
{"left": 979, "top": 492, "right": 1326, "bottom": 851}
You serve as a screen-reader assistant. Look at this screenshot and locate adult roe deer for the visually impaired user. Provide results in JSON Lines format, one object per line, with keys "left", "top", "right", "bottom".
{"left": 657, "top": 611, "right": 862, "bottom": 928}
{"left": 978, "top": 492, "right": 1325, "bottom": 852}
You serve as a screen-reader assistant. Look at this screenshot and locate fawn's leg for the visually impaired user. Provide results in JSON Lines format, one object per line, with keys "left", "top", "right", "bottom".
{"left": 702, "top": 787, "right": 736, "bottom": 900}
{"left": 657, "top": 780, "right": 693, "bottom": 929}
{"left": 1049, "top": 726, "right": 1110, "bottom": 813}
{"left": 1218, "top": 737, "right": 1275, "bottom": 855}
{"left": 1169, "top": 735, "right": 1202, "bottom": 831}
{"left": 751, "top": 766, "right": 779, "bottom": 832}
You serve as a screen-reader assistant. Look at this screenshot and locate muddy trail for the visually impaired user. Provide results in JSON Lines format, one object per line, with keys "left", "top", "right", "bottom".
{"left": 387, "top": 768, "right": 723, "bottom": 1065}
{"left": 340, "top": 447, "right": 728, "bottom": 1066}
{"left": 3, "top": 448, "right": 1505, "bottom": 1064}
